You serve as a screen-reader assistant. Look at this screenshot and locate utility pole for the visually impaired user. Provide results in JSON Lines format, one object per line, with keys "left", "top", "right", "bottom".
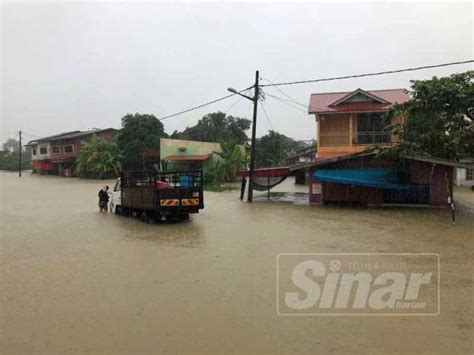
{"left": 248, "top": 70, "right": 259, "bottom": 202}
{"left": 18, "top": 130, "right": 22, "bottom": 177}
{"left": 228, "top": 70, "right": 259, "bottom": 202}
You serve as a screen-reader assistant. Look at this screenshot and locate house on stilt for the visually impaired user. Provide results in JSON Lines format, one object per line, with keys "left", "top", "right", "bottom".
{"left": 306, "top": 88, "right": 473, "bottom": 207}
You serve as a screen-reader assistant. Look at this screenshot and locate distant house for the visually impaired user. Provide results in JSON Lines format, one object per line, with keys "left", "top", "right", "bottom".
{"left": 26, "top": 131, "right": 80, "bottom": 174}
{"left": 308, "top": 88, "right": 410, "bottom": 159}
{"left": 160, "top": 138, "right": 223, "bottom": 172}
{"left": 26, "top": 128, "right": 117, "bottom": 176}
{"left": 286, "top": 144, "right": 317, "bottom": 185}
{"left": 286, "top": 144, "right": 317, "bottom": 166}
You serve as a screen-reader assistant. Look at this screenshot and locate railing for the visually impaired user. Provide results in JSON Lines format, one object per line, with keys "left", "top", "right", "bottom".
{"left": 49, "top": 153, "right": 77, "bottom": 161}
{"left": 122, "top": 170, "right": 203, "bottom": 189}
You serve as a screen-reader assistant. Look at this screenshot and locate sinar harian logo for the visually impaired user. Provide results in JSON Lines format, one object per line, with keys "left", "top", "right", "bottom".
{"left": 277, "top": 254, "right": 439, "bottom": 316}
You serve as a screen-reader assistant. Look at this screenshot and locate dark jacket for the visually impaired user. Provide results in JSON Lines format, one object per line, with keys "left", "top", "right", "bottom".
{"left": 98, "top": 189, "right": 109, "bottom": 202}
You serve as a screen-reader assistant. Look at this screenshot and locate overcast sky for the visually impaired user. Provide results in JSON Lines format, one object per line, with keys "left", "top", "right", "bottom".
{"left": 1, "top": 1, "right": 472, "bottom": 144}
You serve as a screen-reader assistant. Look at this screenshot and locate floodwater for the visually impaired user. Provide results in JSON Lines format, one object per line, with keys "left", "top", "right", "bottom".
{"left": 1, "top": 171, "right": 473, "bottom": 354}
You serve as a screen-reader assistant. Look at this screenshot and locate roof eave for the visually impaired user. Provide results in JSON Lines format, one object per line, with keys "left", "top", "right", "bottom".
{"left": 296, "top": 149, "right": 474, "bottom": 170}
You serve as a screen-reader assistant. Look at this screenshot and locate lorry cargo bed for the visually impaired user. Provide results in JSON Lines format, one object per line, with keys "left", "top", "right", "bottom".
{"left": 117, "top": 170, "right": 204, "bottom": 221}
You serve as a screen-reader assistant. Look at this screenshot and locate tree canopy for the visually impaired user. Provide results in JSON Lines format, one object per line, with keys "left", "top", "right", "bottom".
{"left": 172, "top": 111, "right": 251, "bottom": 144}
{"left": 116, "top": 113, "right": 167, "bottom": 170}
{"left": 387, "top": 71, "right": 474, "bottom": 160}
{"left": 255, "top": 130, "right": 302, "bottom": 168}
{"left": 2, "top": 138, "right": 20, "bottom": 153}
{"left": 0, "top": 138, "right": 31, "bottom": 171}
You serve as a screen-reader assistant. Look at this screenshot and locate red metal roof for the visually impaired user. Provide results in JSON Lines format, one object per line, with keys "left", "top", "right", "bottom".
{"left": 237, "top": 166, "right": 290, "bottom": 177}
{"left": 308, "top": 89, "right": 410, "bottom": 114}
{"left": 164, "top": 154, "right": 211, "bottom": 161}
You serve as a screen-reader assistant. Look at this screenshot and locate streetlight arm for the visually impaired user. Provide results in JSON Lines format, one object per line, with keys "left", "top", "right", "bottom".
{"left": 227, "top": 88, "right": 254, "bottom": 102}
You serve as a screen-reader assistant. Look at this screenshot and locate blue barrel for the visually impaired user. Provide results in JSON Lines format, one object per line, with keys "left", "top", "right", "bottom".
{"left": 180, "top": 175, "right": 194, "bottom": 188}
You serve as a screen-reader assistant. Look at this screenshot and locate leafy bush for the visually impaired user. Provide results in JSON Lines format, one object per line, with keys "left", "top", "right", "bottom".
{"left": 75, "top": 135, "right": 122, "bottom": 179}
{"left": 203, "top": 161, "right": 225, "bottom": 189}
{"left": 214, "top": 138, "right": 246, "bottom": 182}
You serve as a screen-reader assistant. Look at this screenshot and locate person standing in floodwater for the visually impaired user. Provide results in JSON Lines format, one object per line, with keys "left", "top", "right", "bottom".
{"left": 98, "top": 185, "right": 109, "bottom": 212}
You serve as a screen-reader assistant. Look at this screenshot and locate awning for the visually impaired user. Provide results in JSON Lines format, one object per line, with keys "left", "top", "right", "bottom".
{"left": 314, "top": 167, "right": 409, "bottom": 190}
{"left": 164, "top": 154, "right": 212, "bottom": 161}
{"left": 32, "top": 161, "right": 54, "bottom": 170}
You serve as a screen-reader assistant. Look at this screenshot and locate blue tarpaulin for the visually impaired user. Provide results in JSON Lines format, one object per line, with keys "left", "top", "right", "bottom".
{"left": 313, "top": 168, "right": 409, "bottom": 190}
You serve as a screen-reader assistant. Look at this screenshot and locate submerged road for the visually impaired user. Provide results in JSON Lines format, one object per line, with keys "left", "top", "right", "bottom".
{"left": 1, "top": 171, "right": 473, "bottom": 354}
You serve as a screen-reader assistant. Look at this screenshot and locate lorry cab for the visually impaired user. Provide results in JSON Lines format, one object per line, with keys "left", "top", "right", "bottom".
{"left": 110, "top": 177, "right": 121, "bottom": 214}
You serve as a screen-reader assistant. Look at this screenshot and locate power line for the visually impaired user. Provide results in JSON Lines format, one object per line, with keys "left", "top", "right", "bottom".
{"left": 259, "top": 102, "right": 274, "bottom": 130}
{"left": 159, "top": 93, "right": 235, "bottom": 121}
{"left": 1, "top": 130, "right": 20, "bottom": 139}
{"left": 22, "top": 132, "right": 42, "bottom": 138}
{"left": 264, "top": 92, "right": 308, "bottom": 114}
{"left": 265, "top": 92, "right": 308, "bottom": 113}
{"left": 259, "top": 60, "right": 474, "bottom": 87}
{"left": 263, "top": 86, "right": 327, "bottom": 112}
{"left": 223, "top": 94, "right": 245, "bottom": 115}
{"left": 155, "top": 60, "right": 471, "bottom": 122}
{"left": 158, "top": 86, "right": 254, "bottom": 121}
{"left": 263, "top": 77, "right": 327, "bottom": 112}
{"left": 262, "top": 77, "right": 304, "bottom": 107}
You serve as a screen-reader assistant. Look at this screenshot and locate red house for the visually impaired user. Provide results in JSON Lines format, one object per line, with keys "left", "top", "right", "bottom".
{"left": 308, "top": 150, "right": 473, "bottom": 207}
{"left": 27, "top": 128, "right": 117, "bottom": 176}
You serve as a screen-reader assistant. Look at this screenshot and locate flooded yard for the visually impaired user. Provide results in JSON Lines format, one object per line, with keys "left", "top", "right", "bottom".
{"left": 1, "top": 171, "right": 473, "bottom": 354}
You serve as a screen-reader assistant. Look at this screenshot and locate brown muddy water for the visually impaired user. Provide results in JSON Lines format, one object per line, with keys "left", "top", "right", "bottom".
{"left": 1, "top": 171, "right": 473, "bottom": 354}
